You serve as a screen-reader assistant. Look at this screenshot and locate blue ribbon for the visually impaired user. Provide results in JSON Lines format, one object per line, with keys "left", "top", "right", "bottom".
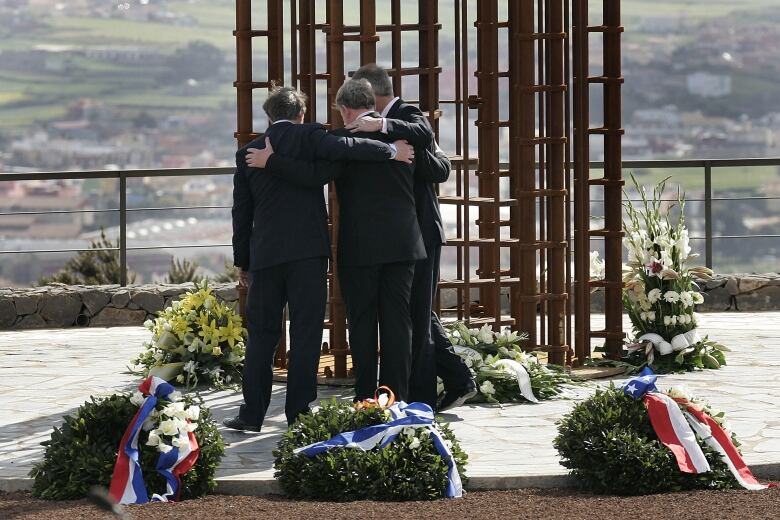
{"left": 295, "top": 401, "right": 463, "bottom": 498}
{"left": 622, "top": 366, "right": 658, "bottom": 399}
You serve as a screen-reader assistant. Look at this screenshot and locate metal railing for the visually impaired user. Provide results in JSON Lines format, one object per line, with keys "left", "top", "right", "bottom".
{"left": 1, "top": 158, "right": 779, "bottom": 284}
{"left": 0, "top": 167, "right": 234, "bottom": 285}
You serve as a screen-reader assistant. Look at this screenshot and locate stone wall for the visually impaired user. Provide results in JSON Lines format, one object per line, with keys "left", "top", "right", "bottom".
{"left": 0, "top": 283, "right": 239, "bottom": 330}
{"left": 1, "top": 274, "right": 778, "bottom": 330}
{"left": 587, "top": 273, "right": 780, "bottom": 313}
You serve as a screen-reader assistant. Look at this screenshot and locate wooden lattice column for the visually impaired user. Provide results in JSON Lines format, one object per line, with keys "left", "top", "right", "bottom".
{"left": 572, "top": 0, "right": 625, "bottom": 363}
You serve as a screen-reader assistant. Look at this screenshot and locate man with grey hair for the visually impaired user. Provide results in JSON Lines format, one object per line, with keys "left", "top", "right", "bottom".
{"left": 227, "top": 85, "right": 414, "bottom": 432}
{"left": 250, "top": 78, "right": 425, "bottom": 403}
{"left": 348, "top": 64, "right": 477, "bottom": 411}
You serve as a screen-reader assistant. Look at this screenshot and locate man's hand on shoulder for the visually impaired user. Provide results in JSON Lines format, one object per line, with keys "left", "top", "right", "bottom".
{"left": 345, "top": 116, "right": 384, "bottom": 134}
{"left": 246, "top": 137, "right": 274, "bottom": 169}
{"left": 393, "top": 140, "right": 414, "bottom": 164}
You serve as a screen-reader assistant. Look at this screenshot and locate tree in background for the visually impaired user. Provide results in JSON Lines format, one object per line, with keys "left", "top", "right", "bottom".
{"left": 39, "top": 229, "right": 135, "bottom": 285}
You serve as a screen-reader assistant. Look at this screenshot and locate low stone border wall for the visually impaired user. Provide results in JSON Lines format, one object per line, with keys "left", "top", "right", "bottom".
{"left": 585, "top": 273, "right": 780, "bottom": 313}
{"left": 0, "top": 283, "right": 238, "bottom": 330}
{"left": 1, "top": 274, "right": 778, "bottom": 330}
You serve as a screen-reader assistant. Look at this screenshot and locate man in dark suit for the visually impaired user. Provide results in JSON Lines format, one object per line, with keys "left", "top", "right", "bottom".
{"left": 250, "top": 79, "right": 426, "bottom": 403}
{"left": 349, "top": 64, "right": 477, "bottom": 410}
{"left": 227, "top": 86, "right": 414, "bottom": 432}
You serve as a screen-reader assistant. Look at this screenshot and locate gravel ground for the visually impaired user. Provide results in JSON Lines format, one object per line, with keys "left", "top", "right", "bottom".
{"left": 3, "top": 488, "right": 780, "bottom": 520}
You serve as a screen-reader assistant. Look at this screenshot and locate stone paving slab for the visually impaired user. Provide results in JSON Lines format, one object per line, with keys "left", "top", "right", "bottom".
{"left": 1, "top": 313, "right": 780, "bottom": 494}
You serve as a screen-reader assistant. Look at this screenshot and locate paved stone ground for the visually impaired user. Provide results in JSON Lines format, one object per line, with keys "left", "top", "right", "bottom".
{"left": 1, "top": 312, "right": 779, "bottom": 494}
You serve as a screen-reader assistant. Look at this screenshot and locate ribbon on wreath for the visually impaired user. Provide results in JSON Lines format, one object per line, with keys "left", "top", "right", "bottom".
{"left": 623, "top": 368, "right": 774, "bottom": 489}
{"left": 294, "top": 400, "right": 463, "bottom": 498}
{"left": 108, "top": 376, "right": 200, "bottom": 504}
{"left": 354, "top": 386, "right": 396, "bottom": 410}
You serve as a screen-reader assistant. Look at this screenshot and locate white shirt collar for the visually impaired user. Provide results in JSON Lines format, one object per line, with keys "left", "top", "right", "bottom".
{"left": 270, "top": 119, "right": 294, "bottom": 125}
{"left": 355, "top": 110, "right": 376, "bottom": 121}
{"left": 380, "top": 97, "right": 400, "bottom": 118}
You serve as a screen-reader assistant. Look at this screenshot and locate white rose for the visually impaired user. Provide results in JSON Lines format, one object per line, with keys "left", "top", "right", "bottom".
{"left": 479, "top": 380, "right": 496, "bottom": 396}
{"left": 184, "top": 405, "right": 200, "bottom": 421}
{"left": 130, "top": 391, "right": 145, "bottom": 406}
{"left": 183, "top": 421, "right": 198, "bottom": 433}
{"left": 477, "top": 324, "right": 494, "bottom": 344}
{"left": 146, "top": 430, "right": 161, "bottom": 447}
{"left": 663, "top": 315, "right": 673, "bottom": 326}
{"left": 172, "top": 435, "right": 191, "bottom": 450}
{"left": 663, "top": 291, "right": 680, "bottom": 303}
{"left": 667, "top": 386, "right": 692, "bottom": 401}
{"left": 408, "top": 437, "right": 421, "bottom": 450}
{"left": 403, "top": 427, "right": 416, "bottom": 438}
{"left": 158, "top": 419, "right": 179, "bottom": 436}
{"left": 163, "top": 401, "right": 186, "bottom": 418}
{"left": 143, "top": 319, "right": 153, "bottom": 330}
{"left": 158, "top": 442, "right": 173, "bottom": 453}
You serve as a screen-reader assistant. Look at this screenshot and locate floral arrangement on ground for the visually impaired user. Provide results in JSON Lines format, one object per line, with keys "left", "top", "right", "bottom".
{"left": 132, "top": 280, "right": 246, "bottom": 389}
{"left": 30, "top": 390, "right": 224, "bottom": 500}
{"left": 590, "top": 177, "right": 728, "bottom": 374}
{"left": 553, "top": 384, "right": 741, "bottom": 495}
{"left": 445, "top": 322, "right": 574, "bottom": 403}
{"left": 274, "top": 399, "right": 468, "bottom": 501}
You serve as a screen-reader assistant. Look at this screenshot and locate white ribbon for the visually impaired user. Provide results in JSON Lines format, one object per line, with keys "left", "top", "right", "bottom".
{"left": 639, "top": 328, "right": 702, "bottom": 356}
{"left": 493, "top": 359, "right": 539, "bottom": 403}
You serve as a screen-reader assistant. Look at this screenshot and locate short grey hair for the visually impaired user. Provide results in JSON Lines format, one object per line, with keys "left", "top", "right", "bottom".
{"left": 352, "top": 64, "right": 394, "bottom": 97}
{"left": 335, "top": 79, "right": 376, "bottom": 110}
{"left": 262, "top": 86, "right": 307, "bottom": 122}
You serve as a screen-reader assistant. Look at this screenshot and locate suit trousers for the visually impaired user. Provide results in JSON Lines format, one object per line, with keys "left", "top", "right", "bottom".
{"left": 339, "top": 261, "right": 415, "bottom": 402}
{"left": 240, "top": 256, "right": 327, "bottom": 427}
{"left": 409, "top": 245, "right": 473, "bottom": 407}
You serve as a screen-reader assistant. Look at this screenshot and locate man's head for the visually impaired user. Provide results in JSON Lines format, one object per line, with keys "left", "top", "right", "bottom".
{"left": 352, "top": 64, "right": 394, "bottom": 98}
{"left": 262, "top": 86, "right": 307, "bottom": 124}
{"left": 335, "top": 79, "right": 376, "bottom": 125}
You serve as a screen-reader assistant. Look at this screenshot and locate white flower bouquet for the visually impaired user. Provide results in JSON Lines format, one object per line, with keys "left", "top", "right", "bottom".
{"left": 445, "top": 323, "right": 572, "bottom": 404}
{"left": 132, "top": 280, "right": 246, "bottom": 389}
{"left": 615, "top": 177, "right": 729, "bottom": 373}
{"left": 131, "top": 390, "right": 201, "bottom": 454}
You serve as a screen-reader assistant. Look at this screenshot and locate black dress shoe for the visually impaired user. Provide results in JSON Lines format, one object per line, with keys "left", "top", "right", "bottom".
{"left": 437, "top": 379, "right": 478, "bottom": 412}
{"left": 222, "top": 416, "right": 262, "bottom": 432}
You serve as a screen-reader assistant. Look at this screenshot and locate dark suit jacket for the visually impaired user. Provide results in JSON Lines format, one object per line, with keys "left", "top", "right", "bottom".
{"left": 384, "top": 99, "right": 450, "bottom": 249}
{"left": 231, "top": 121, "right": 394, "bottom": 271}
{"left": 262, "top": 114, "right": 427, "bottom": 267}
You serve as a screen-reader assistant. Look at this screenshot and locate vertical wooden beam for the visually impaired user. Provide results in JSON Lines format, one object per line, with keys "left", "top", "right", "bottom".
{"left": 509, "top": 0, "right": 538, "bottom": 343}
{"left": 359, "top": 0, "right": 377, "bottom": 64}
{"left": 572, "top": 0, "right": 591, "bottom": 364}
{"left": 475, "top": 0, "right": 501, "bottom": 327}
{"left": 601, "top": 0, "right": 625, "bottom": 358}
{"left": 546, "top": 0, "right": 567, "bottom": 365}
{"left": 326, "top": 0, "right": 348, "bottom": 378}
{"left": 235, "top": 0, "right": 254, "bottom": 148}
